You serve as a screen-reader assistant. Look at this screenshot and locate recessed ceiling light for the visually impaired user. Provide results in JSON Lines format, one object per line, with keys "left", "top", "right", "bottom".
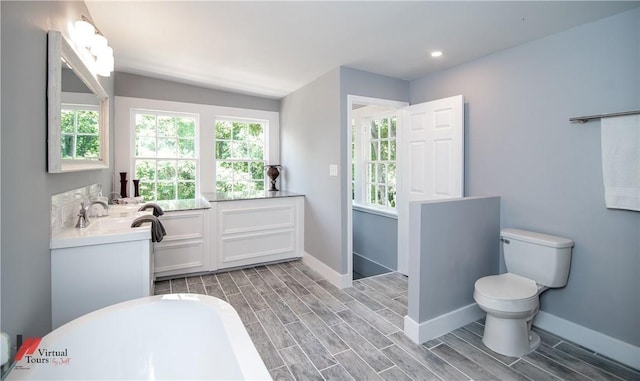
{"left": 431, "top": 51, "right": 443, "bottom": 58}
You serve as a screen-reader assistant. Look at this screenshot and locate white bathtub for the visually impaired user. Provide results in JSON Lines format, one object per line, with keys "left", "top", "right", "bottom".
{"left": 6, "top": 294, "right": 271, "bottom": 380}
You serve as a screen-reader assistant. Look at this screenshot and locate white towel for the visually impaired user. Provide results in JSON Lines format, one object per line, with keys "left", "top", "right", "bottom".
{"left": 601, "top": 114, "right": 640, "bottom": 211}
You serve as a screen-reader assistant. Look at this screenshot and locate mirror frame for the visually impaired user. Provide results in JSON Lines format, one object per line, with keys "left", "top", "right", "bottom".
{"left": 48, "top": 30, "right": 110, "bottom": 173}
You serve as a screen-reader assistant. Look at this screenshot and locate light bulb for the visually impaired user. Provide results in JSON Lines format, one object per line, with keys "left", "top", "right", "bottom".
{"left": 90, "top": 34, "right": 108, "bottom": 56}
{"left": 96, "top": 51, "right": 114, "bottom": 77}
{"left": 74, "top": 20, "right": 95, "bottom": 48}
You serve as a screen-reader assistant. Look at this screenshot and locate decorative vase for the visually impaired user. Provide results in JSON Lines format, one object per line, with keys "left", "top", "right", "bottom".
{"left": 266, "top": 165, "right": 282, "bottom": 191}
{"left": 133, "top": 179, "right": 140, "bottom": 197}
{"left": 119, "top": 172, "right": 128, "bottom": 198}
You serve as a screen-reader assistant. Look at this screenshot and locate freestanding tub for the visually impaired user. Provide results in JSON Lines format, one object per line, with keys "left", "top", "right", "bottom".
{"left": 6, "top": 294, "right": 271, "bottom": 380}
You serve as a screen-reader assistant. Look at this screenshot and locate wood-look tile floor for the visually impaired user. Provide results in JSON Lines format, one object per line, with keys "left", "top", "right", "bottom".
{"left": 154, "top": 260, "right": 639, "bottom": 380}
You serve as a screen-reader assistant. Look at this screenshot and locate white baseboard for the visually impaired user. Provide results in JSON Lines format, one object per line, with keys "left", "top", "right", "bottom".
{"left": 534, "top": 311, "right": 640, "bottom": 371}
{"left": 302, "top": 252, "right": 352, "bottom": 289}
{"left": 404, "top": 315, "right": 421, "bottom": 343}
{"left": 404, "top": 303, "right": 484, "bottom": 344}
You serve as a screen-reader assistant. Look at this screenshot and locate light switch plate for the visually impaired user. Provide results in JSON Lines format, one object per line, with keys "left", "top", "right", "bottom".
{"left": 329, "top": 164, "right": 338, "bottom": 176}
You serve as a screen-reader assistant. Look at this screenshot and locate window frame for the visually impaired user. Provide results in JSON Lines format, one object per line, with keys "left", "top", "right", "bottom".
{"left": 352, "top": 107, "right": 399, "bottom": 217}
{"left": 60, "top": 102, "right": 101, "bottom": 160}
{"left": 214, "top": 116, "right": 269, "bottom": 193}
{"left": 131, "top": 109, "right": 200, "bottom": 201}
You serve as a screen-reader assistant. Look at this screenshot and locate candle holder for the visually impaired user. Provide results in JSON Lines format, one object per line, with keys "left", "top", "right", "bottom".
{"left": 133, "top": 179, "right": 140, "bottom": 197}
{"left": 119, "top": 172, "right": 128, "bottom": 198}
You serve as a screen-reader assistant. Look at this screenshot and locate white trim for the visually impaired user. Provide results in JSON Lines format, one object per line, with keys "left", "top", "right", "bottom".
{"left": 404, "top": 315, "right": 421, "bottom": 343}
{"left": 352, "top": 203, "right": 397, "bottom": 219}
{"left": 353, "top": 109, "right": 400, "bottom": 210}
{"left": 61, "top": 91, "right": 100, "bottom": 106}
{"left": 534, "top": 311, "right": 640, "bottom": 370}
{"left": 302, "top": 251, "right": 351, "bottom": 289}
{"left": 404, "top": 303, "right": 484, "bottom": 344}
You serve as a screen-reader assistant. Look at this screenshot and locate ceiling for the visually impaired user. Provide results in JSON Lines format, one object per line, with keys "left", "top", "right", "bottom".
{"left": 85, "top": 1, "right": 639, "bottom": 99}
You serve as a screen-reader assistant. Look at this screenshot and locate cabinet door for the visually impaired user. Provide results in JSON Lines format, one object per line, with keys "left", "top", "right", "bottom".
{"left": 52, "top": 239, "right": 151, "bottom": 329}
{"left": 216, "top": 197, "right": 303, "bottom": 270}
{"left": 154, "top": 210, "right": 210, "bottom": 277}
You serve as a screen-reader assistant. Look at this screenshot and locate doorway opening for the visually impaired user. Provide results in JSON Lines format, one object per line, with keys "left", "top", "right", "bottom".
{"left": 347, "top": 96, "right": 408, "bottom": 283}
{"left": 346, "top": 94, "right": 465, "bottom": 284}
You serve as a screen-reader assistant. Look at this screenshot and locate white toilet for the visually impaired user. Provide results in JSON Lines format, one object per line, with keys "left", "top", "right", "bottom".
{"left": 473, "top": 228, "right": 574, "bottom": 357}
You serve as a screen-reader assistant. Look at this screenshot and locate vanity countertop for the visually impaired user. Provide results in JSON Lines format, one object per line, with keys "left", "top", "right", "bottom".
{"left": 109, "top": 192, "right": 300, "bottom": 213}
{"left": 50, "top": 210, "right": 152, "bottom": 250}
{"left": 156, "top": 197, "right": 212, "bottom": 212}
{"left": 202, "top": 190, "right": 304, "bottom": 202}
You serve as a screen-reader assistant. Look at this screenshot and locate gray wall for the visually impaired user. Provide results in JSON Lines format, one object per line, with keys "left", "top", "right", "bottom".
{"left": 281, "top": 67, "right": 408, "bottom": 273}
{"left": 62, "top": 68, "right": 92, "bottom": 93}
{"left": 408, "top": 197, "right": 500, "bottom": 322}
{"left": 115, "top": 72, "right": 280, "bottom": 112}
{"left": 1, "top": 1, "right": 114, "bottom": 346}
{"left": 281, "top": 69, "right": 344, "bottom": 271}
{"left": 410, "top": 8, "right": 640, "bottom": 346}
{"left": 352, "top": 210, "right": 397, "bottom": 273}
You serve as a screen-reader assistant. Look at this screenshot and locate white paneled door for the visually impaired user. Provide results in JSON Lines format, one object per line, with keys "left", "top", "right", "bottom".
{"left": 397, "top": 95, "right": 464, "bottom": 274}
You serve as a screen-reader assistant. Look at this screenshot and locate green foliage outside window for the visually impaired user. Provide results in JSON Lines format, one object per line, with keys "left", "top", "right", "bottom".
{"left": 367, "top": 116, "right": 397, "bottom": 208}
{"left": 60, "top": 107, "right": 100, "bottom": 159}
{"left": 215, "top": 120, "right": 266, "bottom": 193}
{"left": 134, "top": 113, "right": 197, "bottom": 201}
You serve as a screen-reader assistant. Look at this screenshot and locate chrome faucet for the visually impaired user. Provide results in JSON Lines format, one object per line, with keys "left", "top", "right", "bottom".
{"left": 75, "top": 201, "right": 109, "bottom": 228}
{"left": 105, "top": 192, "right": 122, "bottom": 205}
{"left": 90, "top": 200, "right": 109, "bottom": 216}
{"left": 75, "top": 202, "right": 90, "bottom": 228}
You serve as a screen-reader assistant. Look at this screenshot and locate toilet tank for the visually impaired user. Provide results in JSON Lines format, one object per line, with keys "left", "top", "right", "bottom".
{"left": 501, "top": 228, "right": 574, "bottom": 287}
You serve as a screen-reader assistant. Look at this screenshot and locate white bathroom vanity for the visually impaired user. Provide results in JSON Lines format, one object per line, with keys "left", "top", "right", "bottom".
{"left": 49, "top": 191, "right": 304, "bottom": 329}
{"left": 50, "top": 209, "right": 153, "bottom": 329}
{"left": 154, "top": 191, "right": 304, "bottom": 278}
{"left": 209, "top": 191, "right": 305, "bottom": 270}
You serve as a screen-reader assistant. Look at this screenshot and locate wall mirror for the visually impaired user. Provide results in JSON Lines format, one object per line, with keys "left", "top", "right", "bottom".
{"left": 48, "top": 30, "right": 109, "bottom": 173}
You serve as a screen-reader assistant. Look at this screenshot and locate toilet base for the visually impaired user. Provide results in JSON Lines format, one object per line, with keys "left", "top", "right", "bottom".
{"left": 482, "top": 314, "right": 540, "bottom": 357}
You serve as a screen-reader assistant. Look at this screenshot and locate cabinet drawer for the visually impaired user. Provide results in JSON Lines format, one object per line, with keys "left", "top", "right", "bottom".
{"left": 154, "top": 239, "right": 206, "bottom": 275}
{"left": 220, "top": 204, "right": 295, "bottom": 234}
{"left": 221, "top": 229, "right": 296, "bottom": 262}
{"left": 159, "top": 211, "right": 204, "bottom": 238}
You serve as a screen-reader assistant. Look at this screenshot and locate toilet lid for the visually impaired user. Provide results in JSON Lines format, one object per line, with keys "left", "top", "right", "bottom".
{"left": 475, "top": 273, "right": 538, "bottom": 300}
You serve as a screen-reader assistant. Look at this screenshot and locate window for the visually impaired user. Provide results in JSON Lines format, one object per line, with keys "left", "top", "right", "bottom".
{"left": 215, "top": 119, "right": 266, "bottom": 193}
{"left": 61, "top": 104, "right": 100, "bottom": 160}
{"left": 117, "top": 97, "right": 279, "bottom": 199}
{"left": 366, "top": 115, "right": 397, "bottom": 208}
{"left": 133, "top": 110, "right": 198, "bottom": 201}
{"left": 353, "top": 109, "right": 398, "bottom": 212}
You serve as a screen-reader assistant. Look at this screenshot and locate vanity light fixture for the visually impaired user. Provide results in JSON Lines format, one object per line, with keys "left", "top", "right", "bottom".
{"left": 72, "top": 16, "right": 114, "bottom": 77}
{"left": 430, "top": 50, "right": 443, "bottom": 58}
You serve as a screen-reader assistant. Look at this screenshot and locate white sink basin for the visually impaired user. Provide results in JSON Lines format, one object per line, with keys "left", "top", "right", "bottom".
{"left": 50, "top": 209, "right": 153, "bottom": 249}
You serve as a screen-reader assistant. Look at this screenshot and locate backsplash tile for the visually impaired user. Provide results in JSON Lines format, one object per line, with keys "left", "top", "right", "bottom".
{"left": 51, "top": 184, "right": 102, "bottom": 237}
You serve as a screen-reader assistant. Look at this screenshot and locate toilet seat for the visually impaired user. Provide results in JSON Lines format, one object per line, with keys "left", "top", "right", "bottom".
{"left": 474, "top": 273, "right": 539, "bottom": 313}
